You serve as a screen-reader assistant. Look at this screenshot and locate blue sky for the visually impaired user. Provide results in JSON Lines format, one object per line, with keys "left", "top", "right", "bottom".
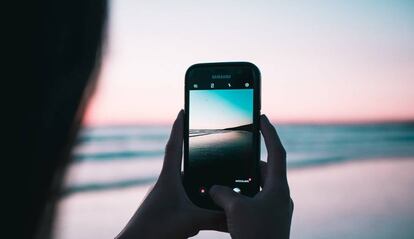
{"left": 190, "top": 89, "right": 253, "bottom": 129}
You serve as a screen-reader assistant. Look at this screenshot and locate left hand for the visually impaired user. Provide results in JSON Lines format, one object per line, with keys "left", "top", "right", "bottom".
{"left": 116, "top": 110, "right": 227, "bottom": 239}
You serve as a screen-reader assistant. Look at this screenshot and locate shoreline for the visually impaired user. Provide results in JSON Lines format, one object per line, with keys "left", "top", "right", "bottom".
{"left": 54, "top": 157, "right": 414, "bottom": 239}
{"left": 62, "top": 156, "right": 414, "bottom": 197}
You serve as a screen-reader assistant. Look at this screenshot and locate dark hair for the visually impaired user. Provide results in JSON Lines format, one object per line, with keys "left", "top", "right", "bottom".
{"left": 7, "top": 1, "right": 108, "bottom": 238}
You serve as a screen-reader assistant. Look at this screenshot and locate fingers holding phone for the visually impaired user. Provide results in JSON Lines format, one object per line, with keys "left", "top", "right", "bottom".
{"left": 209, "top": 115, "right": 293, "bottom": 239}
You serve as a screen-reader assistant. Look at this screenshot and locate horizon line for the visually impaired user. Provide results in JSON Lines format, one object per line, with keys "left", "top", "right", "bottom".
{"left": 82, "top": 118, "right": 414, "bottom": 128}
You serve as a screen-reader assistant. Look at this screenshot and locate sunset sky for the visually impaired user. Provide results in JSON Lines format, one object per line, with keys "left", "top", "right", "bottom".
{"left": 84, "top": 0, "right": 414, "bottom": 125}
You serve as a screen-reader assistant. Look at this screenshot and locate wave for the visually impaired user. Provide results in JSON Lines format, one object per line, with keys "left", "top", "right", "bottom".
{"left": 73, "top": 149, "right": 164, "bottom": 162}
{"left": 62, "top": 123, "right": 414, "bottom": 195}
{"left": 189, "top": 129, "right": 224, "bottom": 137}
{"left": 62, "top": 156, "right": 414, "bottom": 196}
{"left": 61, "top": 176, "right": 157, "bottom": 196}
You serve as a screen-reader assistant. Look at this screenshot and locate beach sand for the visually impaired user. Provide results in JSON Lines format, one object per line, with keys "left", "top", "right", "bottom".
{"left": 54, "top": 158, "right": 414, "bottom": 239}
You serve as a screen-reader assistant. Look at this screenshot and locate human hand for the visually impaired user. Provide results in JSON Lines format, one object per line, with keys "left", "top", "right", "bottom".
{"left": 209, "top": 115, "right": 293, "bottom": 239}
{"left": 116, "top": 110, "right": 226, "bottom": 239}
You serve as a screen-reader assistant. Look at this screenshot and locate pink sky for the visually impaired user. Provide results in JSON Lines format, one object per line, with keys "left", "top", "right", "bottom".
{"left": 83, "top": 1, "right": 414, "bottom": 126}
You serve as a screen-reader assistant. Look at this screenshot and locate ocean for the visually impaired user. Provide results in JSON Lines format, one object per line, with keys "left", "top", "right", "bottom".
{"left": 64, "top": 123, "right": 414, "bottom": 196}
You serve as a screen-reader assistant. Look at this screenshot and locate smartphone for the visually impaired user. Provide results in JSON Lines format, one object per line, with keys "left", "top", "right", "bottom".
{"left": 184, "top": 62, "right": 261, "bottom": 210}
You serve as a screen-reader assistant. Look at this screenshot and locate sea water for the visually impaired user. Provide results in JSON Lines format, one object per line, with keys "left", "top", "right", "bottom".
{"left": 64, "top": 123, "right": 414, "bottom": 195}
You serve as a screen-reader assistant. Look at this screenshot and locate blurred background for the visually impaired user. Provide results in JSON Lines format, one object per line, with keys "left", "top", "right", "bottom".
{"left": 53, "top": 1, "right": 414, "bottom": 238}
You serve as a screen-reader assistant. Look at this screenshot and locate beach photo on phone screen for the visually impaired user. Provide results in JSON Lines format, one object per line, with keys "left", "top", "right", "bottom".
{"left": 189, "top": 89, "right": 253, "bottom": 180}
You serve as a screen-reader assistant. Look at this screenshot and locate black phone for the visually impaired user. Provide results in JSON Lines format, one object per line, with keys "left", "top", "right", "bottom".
{"left": 183, "top": 62, "right": 261, "bottom": 210}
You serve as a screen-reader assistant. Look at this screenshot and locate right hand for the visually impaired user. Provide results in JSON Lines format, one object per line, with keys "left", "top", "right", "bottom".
{"left": 209, "top": 115, "right": 294, "bottom": 239}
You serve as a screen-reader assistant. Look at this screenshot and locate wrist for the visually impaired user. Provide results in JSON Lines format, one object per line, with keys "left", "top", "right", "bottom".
{"left": 116, "top": 209, "right": 189, "bottom": 239}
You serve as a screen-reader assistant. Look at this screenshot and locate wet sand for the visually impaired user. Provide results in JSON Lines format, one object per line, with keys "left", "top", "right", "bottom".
{"left": 54, "top": 158, "right": 414, "bottom": 239}
{"left": 189, "top": 130, "right": 252, "bottom": 166}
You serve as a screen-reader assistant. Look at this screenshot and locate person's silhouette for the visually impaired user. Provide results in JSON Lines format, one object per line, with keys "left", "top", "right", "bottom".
{"left": 7, "top": 1, "right": 108, "bottom": 238}
{"left": 11, "top": 1, "right": 292, "bottom": 238}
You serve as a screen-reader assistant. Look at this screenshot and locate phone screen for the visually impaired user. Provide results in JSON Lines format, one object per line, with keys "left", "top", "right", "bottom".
{"left": 184, "top": 62, "right": 260, "bottom": 209}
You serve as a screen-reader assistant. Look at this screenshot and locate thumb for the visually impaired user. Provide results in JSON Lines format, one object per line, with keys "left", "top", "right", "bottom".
{"left": 209, "top": 185, "right": 242, "bottom": 211}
